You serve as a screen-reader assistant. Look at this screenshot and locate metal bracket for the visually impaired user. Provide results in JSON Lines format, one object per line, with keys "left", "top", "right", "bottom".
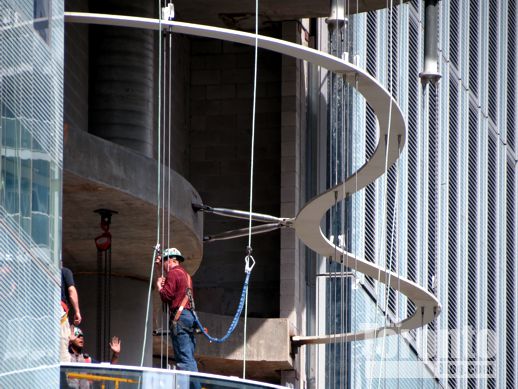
{"left": 161, "top": 3, "right": 175, "bottom": 21}
{"left": 193, "top": 202, "right": 294, "bottom": 243}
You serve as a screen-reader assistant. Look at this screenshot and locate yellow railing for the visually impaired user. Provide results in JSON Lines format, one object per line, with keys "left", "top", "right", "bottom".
{"left": 66, "top": 372, "right": 138, "bottom": 389}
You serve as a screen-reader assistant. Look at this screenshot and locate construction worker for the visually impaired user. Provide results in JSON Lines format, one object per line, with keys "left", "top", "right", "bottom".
{"left": 62, "top": 266, "right": 82, "bottom": 325}
{"left": 67, "top": 328, "right": 121, "bottom": 389}
{"left": 60, "top": 266, "right": 81, "bottom": 362}
{"left": 156, "top": 247, "right": 198, "bottom": 372}
{"left": 68, "top": 327, "right": 121, "bottom": 364}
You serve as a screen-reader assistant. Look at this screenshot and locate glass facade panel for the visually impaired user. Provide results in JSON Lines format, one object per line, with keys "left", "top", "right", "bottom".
{"left": 310, "top": 0, "right": 517, "bottom": 387}
{"left": 0, "top": 0, "right": 63, "bottom": 387}
{"left": 60, "top": 364, "right": 287, "bottom": 389}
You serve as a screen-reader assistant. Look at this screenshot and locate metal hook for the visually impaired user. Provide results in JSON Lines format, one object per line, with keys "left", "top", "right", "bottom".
{"left": 244, "top": 254, "right": 255, "bottom": 273}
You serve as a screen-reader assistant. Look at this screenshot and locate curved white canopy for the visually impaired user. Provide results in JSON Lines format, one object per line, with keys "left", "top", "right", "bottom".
{"left": 65, "top": 12, "right": 441, "bottom": 345}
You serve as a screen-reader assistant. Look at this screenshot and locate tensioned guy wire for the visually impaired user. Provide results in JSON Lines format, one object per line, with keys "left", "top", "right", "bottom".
{"left": 165, "top": 6, "right": 174, "bottom": 365}
{"left": 141, "top": 0, "right": 164, "bottom": 367}
{"left": 243, "top": 0, "right": 259, "bottom": 379}
{"left": 160, "top": 2, "right": 168, "bottom": 363}
{"left": 373, "top": 2, "right": 395, "bottom": 387}
{"left": 367, "top": 2, "right": 396, "bottom": 387}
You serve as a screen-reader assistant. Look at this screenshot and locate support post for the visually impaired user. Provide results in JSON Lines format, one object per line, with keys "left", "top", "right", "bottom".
{"left": 420, "top": 0, "right": 442, "bottom": 83}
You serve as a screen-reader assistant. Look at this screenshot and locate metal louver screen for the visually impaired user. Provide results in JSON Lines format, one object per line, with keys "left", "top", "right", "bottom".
{"left": 468, "top": 0, "right": 479, "bottom": 94}
{"left": 406, "top": 17, "right": 419, "bottom": 289}
{"left": 447, "top": 77, "right": 459, "bottom": 389}
{"left": 427, "top": 84, "right": 439, "bottom": 295}
{"left": 466, "top": 106, "right": 478, "bottom": 331}
{"left": 427, "top": 84, "right": 439, "bottom": 363}
{"left": 506, "top": 161, "right": 516, "bottom": 388}
{"left": 449, "top": 0, "right": 459, "bottom": 66}
{"left": 467, "top": 106, "right": 479, "bottom": 389}
{"left": 364, "top": 11, "right": 378, "bottom": 291}
{"left": 386, "top": 165, "right": 398, "bottom": 315}
{"left": 388, "top": 7, "right": 398, "bottom": 99}
{"left": 487, "top": 133, "right": 498, "bottom": 389}
{"left": 488, "top": 0, "right": 499, "bottom": 124}
{"left": 366, "top": 11, "right": 377, "bottom": 77}
{"left": 507, "top": 0, "right": 517, "bottom": 151}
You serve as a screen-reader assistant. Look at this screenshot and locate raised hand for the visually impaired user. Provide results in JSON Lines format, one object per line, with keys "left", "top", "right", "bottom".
{"left": 109, "top": 336, "right": 121, "bottom": 355}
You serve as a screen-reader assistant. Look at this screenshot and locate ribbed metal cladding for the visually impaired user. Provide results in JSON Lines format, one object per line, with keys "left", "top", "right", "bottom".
{"left": 406, "top": 16, "right": 419, "bottom": 326}
{"left": 447, "top": 76, "right": 459, "bottom": 389}
{"left": 468, "top": 0, "right": 479, "bottom": 95}
{"left": 364, "top": 12, "right": 377, "bottom": 289}
{"left": 427, "top": 84, "right": 438, "bottom": 296}
{"left": 507, "top": 0, "right": 516, "bottom": 151}
{"left": 89, "top": 0, "right": 155, "bottom": 157}
{"left": 406, "top": 16, "right": 419, "bottom": 291}
{"left": 387, "top": 7, "right": 398, "bottom": 100}
{"left": 427, "top": 84, "right": 439, "bottom": 362}
{"left": 487, "top": 133, "right": 498, "bottom": 389}
{"left": 449, "top": 0, "right": 459, "bottom": 66}
{"left": 506, "top": 161, "right": 516, "bottom": 388}
{"left": 488, "top": 0, "right": 499, "bottom": 124}
{"left": 385, "top": 6, "right": 399, "bottom": 318}
{"left": 467, "top": 105, "right": 479, "bottom": 389}
{"left": 342, "top": 1, "right": 518, "bottom": 387}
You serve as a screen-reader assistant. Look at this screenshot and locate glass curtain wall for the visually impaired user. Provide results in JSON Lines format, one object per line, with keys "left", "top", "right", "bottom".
{"left": 307, "top": 0, "right": 518, "bottom": 387}
{"left": 0, "top": 0, "right": 64, "bottom": 386}
{"left": 318, "top": 0, "right": 518, "bottom": 388}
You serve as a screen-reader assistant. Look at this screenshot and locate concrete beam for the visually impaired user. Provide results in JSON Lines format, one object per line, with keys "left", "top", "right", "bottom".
{"left": 63, "top": 126, "right": 203, "bottom": 278}
{"left": 152, "top": 311, "right": 292, "bottom": 381}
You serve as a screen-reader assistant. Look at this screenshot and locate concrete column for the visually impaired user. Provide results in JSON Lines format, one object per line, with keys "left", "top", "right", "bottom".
{"left": 64, "top": 0, "right": 89, "bottom": 133}
{"left": 280, "top": 20, "right": 308, "bottom": 388}
{"left": 74, "top": 275, "right": 152, "bottom": 366}
{"left": 89, "top": 0, "right": 155, "bottom": 157}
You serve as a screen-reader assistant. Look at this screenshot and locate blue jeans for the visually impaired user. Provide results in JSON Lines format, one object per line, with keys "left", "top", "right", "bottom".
{"left": 171, "top": 309, "right": 198, "bottom": 372}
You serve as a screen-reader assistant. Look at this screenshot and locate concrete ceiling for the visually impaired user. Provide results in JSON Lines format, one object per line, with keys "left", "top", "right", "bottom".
{"left": 173, "top": 0, "right": 409, "bottom": 28}
{"left": 173, "top": 0, "right": 329, "bottom": 28}
{"left": 91, "top": 0, "right": 408, "bottom": 29}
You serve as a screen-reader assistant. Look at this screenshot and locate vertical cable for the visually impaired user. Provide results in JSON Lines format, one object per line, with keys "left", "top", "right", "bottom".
{"left": 340, "top": 7, "right": 351, "bottom": 388}
{"left": 243, "top": 0, "right": 259, "bottom": 379}
{"left": 108, "top": 247, "right": 112, "bottom": 361}
{"left": 97, "top": 249, "right": 102, "bottom": 361}
{"left": 141, "top": 0, "right": 163, "bottom": 367}
{"left": 166, "top": 10, "right": 173, "bottom": 368}
{"left": 377, "top": 3, "right": 395, "bottom": 386}
{"left": 368, "top": 2, "right": 395, "bottom": 387}
{"left": 160, "top": 0, "right": 168, "bottom": 364}
{"left": 352, "top": 72, "right": 360, "bottom": 389}
{"left": 160, "top": 1, "right": 167, "bottom": 365}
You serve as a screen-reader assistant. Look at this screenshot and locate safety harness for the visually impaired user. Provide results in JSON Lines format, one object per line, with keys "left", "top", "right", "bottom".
{"left": 171, "top": 266, "right": 194, "bottom": 325}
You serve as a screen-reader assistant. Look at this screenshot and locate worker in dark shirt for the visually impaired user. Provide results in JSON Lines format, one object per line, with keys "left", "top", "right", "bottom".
{"left": 61, "top": 267, "right": 82, "bottom": 325}
{"left": 60, "top": 266, "right": 82, "bottom": 362}
{"left": 156, "top": 247, "right": 198, "bottom": 372}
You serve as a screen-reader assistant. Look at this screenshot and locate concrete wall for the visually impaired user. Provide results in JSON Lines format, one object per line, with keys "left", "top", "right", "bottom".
{"left": 167, "top": 35, "right": 191, "bottom": 177}
{"left": 280, "top": 20, "right": 310, "bottom": 388}
{"left": 88, "top": 0, "right": 155, "bottom": 157}
{"left": 74, "top": 274, "right": 152, "bottom": 367}
{"left": 64, "top": 0, "right": 89, "bottom": 133}
{"left": 188, "top": 34, "right": 282, "bottom": 318}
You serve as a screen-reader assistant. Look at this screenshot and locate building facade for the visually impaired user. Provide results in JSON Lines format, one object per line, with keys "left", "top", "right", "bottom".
{"left": 307, "top": 1, "right": 517, "bottom": 388}
{"left": 0, "top": 0, "right": 64, "bottom": 387}
{"left": 1, "top": 0, "right": 517, "bottom": 388}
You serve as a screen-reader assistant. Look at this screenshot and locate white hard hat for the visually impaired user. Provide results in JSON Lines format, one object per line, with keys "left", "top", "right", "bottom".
{"left": 163, "top": 247, "right": 184, "bottom": 262}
